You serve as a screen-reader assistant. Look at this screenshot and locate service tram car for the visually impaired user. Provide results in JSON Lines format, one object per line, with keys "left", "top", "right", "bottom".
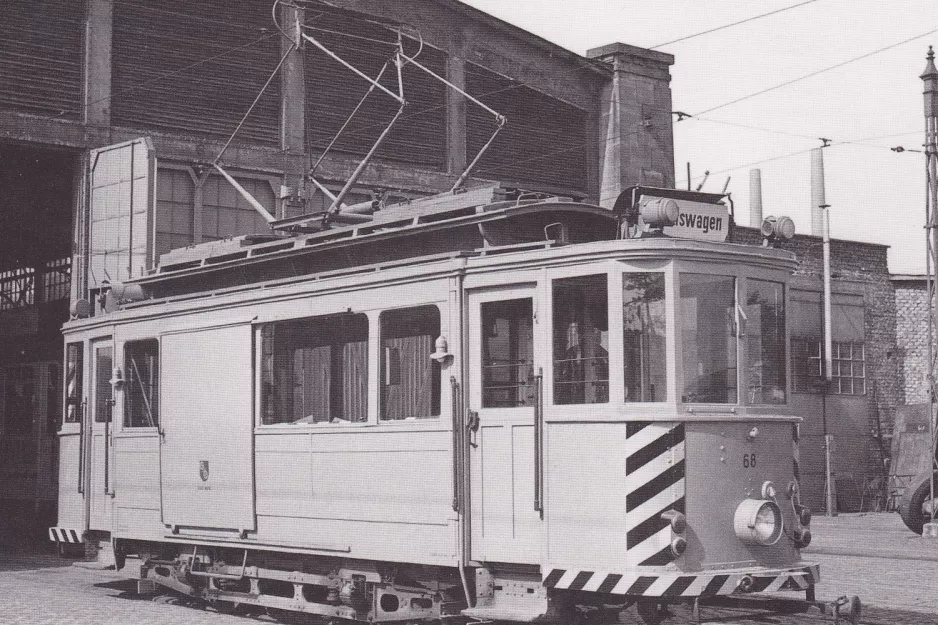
{"left": 49, "top": 183, "right": 843, "bottom": 624}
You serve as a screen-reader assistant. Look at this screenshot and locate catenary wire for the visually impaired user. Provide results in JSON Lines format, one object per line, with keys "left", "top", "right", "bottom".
{"left": 694, "top": 26, "right": 938, "bottom": 116}
{"left": 648, "top": 0, "right": 820, "bottom": 49}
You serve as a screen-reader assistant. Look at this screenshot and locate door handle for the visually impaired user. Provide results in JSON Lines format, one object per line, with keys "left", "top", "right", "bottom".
{"left": 466, "top": 410, "right": 479, "bottom": 448}
{"left": 77, "top": 400, "right": 86, "bottom": 494}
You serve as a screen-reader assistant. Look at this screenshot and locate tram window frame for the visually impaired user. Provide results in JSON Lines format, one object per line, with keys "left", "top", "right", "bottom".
{"left": 745, "top": 279, "right": 787, "bottom": 405}
{"left": 679, "top": 273, "right": 738, "bottom": 404}
{"left": 124, "top": 339, "right": 160, "bottom": 428}
{"left": 622, "top": 272, "right": 667, "bottom": 403}
{"left": 552, "top": 274, "right": 609, "bottom": 406}
{"left": 481, "top": 297, "right": 536, "bottom": 409}
{"left": 64, "top": 342, "right": 83, "bottom": 425}
{"left": 260, "top": 313, "right": 369, "bottom": 425}
{"left": 380, "top": 305, "right": 442, "bottom": 421}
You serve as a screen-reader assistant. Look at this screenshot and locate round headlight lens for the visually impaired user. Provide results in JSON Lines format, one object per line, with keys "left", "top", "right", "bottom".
{"left": 734, "top": 499, "right": 783, "bottom": 546}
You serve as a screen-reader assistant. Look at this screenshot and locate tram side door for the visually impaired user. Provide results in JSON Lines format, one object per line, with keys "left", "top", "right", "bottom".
{"left": 87, "top": 339, "right": 114, "bottom": 531}
{"left": 159, "top": 325, "right": 255, "bottom": 534}
{"left": 467, "top": 286, "right": 545, "bottom": 564}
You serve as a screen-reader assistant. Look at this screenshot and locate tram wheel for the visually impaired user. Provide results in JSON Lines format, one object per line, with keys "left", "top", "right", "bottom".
{"left": 899, "top": 470, "right": 937, "bottom": 534}
{"left": 635, "top": 600, "right": 668, "bottom": 625}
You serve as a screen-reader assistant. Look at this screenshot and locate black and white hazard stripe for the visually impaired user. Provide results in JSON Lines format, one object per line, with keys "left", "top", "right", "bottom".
{"left": 48, "top": 527, "right": 82, "bottom": 543}
{"left": 542, "top": 564, "right": 820, "bottom": 597}
{"left": 625, "top": 421, "right": 685, "bottom": 567}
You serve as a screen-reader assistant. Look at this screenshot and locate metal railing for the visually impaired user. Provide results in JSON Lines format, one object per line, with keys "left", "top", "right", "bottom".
{"left": 0, "top": 258, "right": 71, "bottom": 311}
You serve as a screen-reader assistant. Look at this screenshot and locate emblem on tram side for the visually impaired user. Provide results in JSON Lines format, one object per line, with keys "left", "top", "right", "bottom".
{"left": 199, "top": 460, "right": 210, "bottom": 482}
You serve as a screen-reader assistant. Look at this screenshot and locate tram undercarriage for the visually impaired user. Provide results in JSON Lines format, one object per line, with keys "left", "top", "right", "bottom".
{"left": 120, "top": 539, "right": 861, "bottom": 625}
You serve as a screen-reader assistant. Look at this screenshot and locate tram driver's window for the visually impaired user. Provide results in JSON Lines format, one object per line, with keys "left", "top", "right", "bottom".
{"left": 623, "top": 273, "right": 666, "bottom": 402}
{"left": 64, "top": 343, "right": 83, "bottom": 424}
{"left": 124, "top": 339, "right": 159, "bottom": 428}
{"left": 680, "top": 274, "right": 737, "bottom": 403}
{"left": 380, "top": 306, "right": 441, "bottom": 420}
{"left": 553, "top": 275, "right": 609, "bottom": 405}
{"left": 746, "top": 279, "right": 786, "bottom": 404}
{"left": 482, "top": 299, "right": 534, "bottom": 408}
{"left": 260, "top": 314, "right": 368, "bottom": 424}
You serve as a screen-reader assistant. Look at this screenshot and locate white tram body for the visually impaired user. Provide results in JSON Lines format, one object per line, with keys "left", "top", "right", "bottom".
{"left": 51, "top": 186, "right": 817, "bottom": 623}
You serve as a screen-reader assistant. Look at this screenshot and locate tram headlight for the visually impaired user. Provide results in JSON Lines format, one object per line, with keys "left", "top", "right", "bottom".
{"left": 733, "top": 499, "right": 783, "bottom": 546}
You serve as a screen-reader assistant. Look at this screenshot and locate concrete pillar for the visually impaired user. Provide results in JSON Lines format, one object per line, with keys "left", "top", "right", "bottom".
{"left": 280, "top": 3, "right": 308, "bottom": 219}
{"left": 445, "top": 49, "right": 468, "bottom": 176}
{"left": 587, "top": 43, "right": 675, "bottom": 207}
{"left": 84, "top": 0, "right": 113, "bottom": 132}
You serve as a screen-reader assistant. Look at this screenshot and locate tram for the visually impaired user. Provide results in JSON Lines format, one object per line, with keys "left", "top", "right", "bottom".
{"left": 46, "top": 181, "right": 860, "bottom": 624}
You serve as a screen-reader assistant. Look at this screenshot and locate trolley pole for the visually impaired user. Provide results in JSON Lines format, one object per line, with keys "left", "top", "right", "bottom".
{"left": 923, "top": 47, "right": 938, "bottom": 536}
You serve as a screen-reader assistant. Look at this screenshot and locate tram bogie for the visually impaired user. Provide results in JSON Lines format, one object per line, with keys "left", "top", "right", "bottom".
{"left": 50, "top": 185, "right": 840, "bottom": 623}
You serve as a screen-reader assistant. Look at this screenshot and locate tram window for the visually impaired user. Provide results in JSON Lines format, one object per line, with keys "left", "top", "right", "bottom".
{"left": 623, "top": 273, "right": 666, "bottom": 402}
{"left": 481, "top": 299, "right": 535, "bottom": 408}
{"left": 260, "top": 314, "right": 368, "bottom": 425}
{"left": 95, "top": 347, "right": 113, "bottom": 423}
{"left": 380, "top": 306, "right": 441, "bottom": 420}
{"left": 124, "top": 340, "right": 159, "bottom": 428}
{"left": 64, "top": 343, "right": 83, "bottom": 424}
{"left": 680, "top": 274, "right": 737, "bottom": 404}
{"left": 746, "top": 280, "right": 786, "bottom": 404}
{"left": 553, "top": 275, "right": 609, "bottom": 405}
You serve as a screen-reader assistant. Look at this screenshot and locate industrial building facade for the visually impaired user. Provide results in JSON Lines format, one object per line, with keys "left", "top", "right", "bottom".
{"left": 0, "top": 0, "right": 912, "bottom": 540}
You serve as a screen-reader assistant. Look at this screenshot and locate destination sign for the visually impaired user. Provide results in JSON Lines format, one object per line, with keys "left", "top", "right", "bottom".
{"left": 661, "top": 199, "right": 729, "bottom": 242}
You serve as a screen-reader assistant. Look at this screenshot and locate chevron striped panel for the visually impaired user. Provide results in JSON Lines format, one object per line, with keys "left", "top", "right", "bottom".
{"left": 48, "top": 527, "right": 82, "bottom": 543}
{"left": 542, "top": 564, "right": 820, "bottom": 598}
{"left": 625, "top": 421, "right": 685, "bottom": 566}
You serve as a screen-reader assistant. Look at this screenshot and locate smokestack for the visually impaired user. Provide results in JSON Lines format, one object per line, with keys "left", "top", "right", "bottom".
{"left": 749, "top": 169, "right": 763, "bottom": 226}
{"left": 810, "top": 148, "right": 826, "bottom": 235}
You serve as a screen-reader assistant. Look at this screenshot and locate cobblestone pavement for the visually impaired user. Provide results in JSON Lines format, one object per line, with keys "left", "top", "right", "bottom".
{"left": 4, "top": 513, "right": 938, "bottom": 625}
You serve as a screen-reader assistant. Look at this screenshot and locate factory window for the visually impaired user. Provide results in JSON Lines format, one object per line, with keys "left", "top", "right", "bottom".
{"left": 261, "top": 314, "right": 368, "bottom": 425}
{"left": 155, "top": 168, "right": 195, "bottom": 259}
{"left": 381, "top": 306, "right": 441, "bottom": 420}
{"left": 553, "top": 275, "right": 609, "bottom": 405}
{"left": 623, "top": 273, "right": 667, "bottom": 402}
{"left": 680, "top": 274, "right": 738, "bottom": 404}
{"left": 792, "top": 340, "right": 865, "bottom": 395}
{"left": 746, "top": 280, "right": 787, "bottom": 404}
{"left": 64, "top": 343, "right": 83, "bottom": 424}
{"left": 481, "top": 298, "right": 535, "bottom": 408}
{"left": 201, "top": 174, "right": 273, "bottom": 242}
{"left": 124, "top": 340, "right": 159, "bottom": 428}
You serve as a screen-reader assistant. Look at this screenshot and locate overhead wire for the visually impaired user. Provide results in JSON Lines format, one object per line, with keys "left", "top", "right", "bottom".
{"left": 648, "top": 0, "right": 820, "bottom": 49}
{"left": 694, "top": 26, "right": 938, "bottom": 116}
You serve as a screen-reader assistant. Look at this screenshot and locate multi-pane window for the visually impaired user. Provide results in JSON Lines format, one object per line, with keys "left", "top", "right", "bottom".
{"left": 791, "top": 339, "right": 865, "bottom": 395}
{"left": 746, "top": 280, "right": 786, "bottom": 404}
{"left": 623, "top": 273, "right": 666, "bottom": 402}
{"left": 553, "top": 275, "right": 608, "bottom": 405}
{"left": 64, "top": 343, "right": 83, "bottom": 424}
{"left": 381, "top": 306, "right": 441, "bottom": 420}
{"left": 680, "top": 273, "right": 737, "bottom": 403}
{"left": 481, "top": 299, "right": 535, "bottom": 408}
{"left": 832, "top": 342, "right": 866, "bottom": 395}
{"left": 202, "top": 174, "right": 273, "bottom": 242}
{"left": 155, "top": 168, "right": 194, "bottom": 259}
{"left": 261, "top": 314, "right": 368, "bottom": 425}
{"left": 124, "top": 340, "right": 159, "bottom": 428}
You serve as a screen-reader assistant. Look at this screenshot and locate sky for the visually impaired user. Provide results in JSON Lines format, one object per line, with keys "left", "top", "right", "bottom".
{"left": 461, "top": 0, "right": 936, "bottom": 274}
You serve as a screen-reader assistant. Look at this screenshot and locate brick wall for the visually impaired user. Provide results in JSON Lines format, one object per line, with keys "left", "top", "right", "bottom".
{"left": 894, "top": 279, "right": 930, "bottom": 405}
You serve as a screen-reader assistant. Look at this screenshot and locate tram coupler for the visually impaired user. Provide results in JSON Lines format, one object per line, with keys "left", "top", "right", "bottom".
{"left": 697, "top": 591, "right": 861, "bottom": 625}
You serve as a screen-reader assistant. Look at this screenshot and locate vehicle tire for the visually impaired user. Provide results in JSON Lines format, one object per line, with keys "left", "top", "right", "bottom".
{"left": 899, "top": 470, "right": 937, "bottom": 534}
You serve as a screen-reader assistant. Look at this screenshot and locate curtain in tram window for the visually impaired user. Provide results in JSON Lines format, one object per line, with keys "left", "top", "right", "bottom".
{"left": 382, "top": 335, "right": 433, "bottom": 420}
{"left": 342, "top": 341, "right": 368, "bottom": 423}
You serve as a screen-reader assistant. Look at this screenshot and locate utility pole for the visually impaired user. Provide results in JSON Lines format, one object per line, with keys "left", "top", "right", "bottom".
{"left": 923, "top": 46, "right": 938, "bottom": 536}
